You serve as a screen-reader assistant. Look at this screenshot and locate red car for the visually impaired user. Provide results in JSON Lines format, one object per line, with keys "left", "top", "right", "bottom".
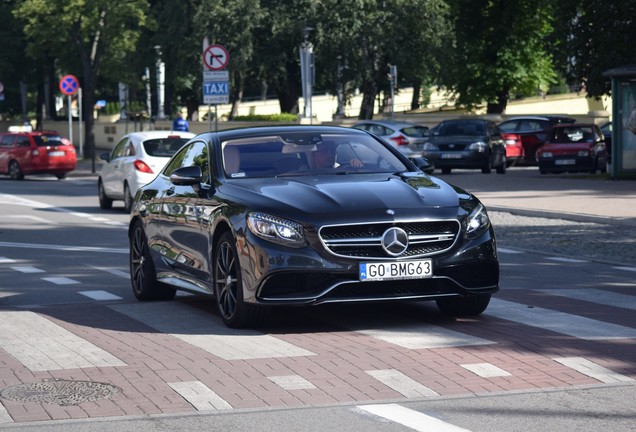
{"left": 537, "top": 123, "right": 607, "bottom": 174}
{"left": 0, "top": 130, "right": 77, "bottom": 179}
{"left": 498, "top": 115, "right": 576, "bottom": 164}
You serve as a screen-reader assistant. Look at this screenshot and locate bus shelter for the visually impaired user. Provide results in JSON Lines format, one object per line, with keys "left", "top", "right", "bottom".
{"left": 603, "top": 65, "right": 636, "bottom": 179}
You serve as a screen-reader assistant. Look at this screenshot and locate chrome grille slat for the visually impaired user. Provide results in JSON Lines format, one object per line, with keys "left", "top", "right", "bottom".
{"left": 319, "top": 220, "right": 460, "bottom": 260}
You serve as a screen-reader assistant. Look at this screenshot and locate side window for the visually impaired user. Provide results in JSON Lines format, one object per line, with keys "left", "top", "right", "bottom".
{"left": 18, "top": 136, "right": 31, "bottom": 147}
{"left": 0, "top": 135, "right": 15, "bottom": 147}
{"left": 163, "top": 140, "right": 209, "bottom": 182}
{"left": 111, "top": 138, "right": 128, "bottom": 159}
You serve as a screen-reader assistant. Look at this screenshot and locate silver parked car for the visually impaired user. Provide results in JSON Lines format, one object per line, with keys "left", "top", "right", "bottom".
{"left": 352, "top": 120, "right": 429, "bottom": 158}
{"left": 98, "top": 130, "right": 195, "bottom": 212}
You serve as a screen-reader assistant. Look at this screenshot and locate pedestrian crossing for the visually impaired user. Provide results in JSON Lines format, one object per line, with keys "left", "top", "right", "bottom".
{"left": 0, "top": 251, "right": 635, "bottom": 425}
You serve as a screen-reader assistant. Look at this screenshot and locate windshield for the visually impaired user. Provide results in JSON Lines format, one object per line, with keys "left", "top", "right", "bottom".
{"left": 437, "top": 121, "right": 485, "bottom": 137}
{"left": 221, "top": 133, "right": 409, "bottom": 178}
{"left": 33, "top": 135, "right": 65, "bottom": 147}
{"left": 143, "top": 137, "right": 189, "bottom": 157}
{"left": 551, "top": 126, "right": 597, "bottom": 144}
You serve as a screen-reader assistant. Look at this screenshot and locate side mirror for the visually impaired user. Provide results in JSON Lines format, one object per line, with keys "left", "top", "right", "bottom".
{"left": 410, "top": 157, "right": 435, "bottom": 174}
{"left": 170, "top": 165, "right": 203, "bottom": 186}
{"left": 99, "top": 152, "right": 110, "bottom": 162}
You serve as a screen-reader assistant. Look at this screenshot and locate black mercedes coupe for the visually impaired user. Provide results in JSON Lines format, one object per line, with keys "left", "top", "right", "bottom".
{"left": 128, "top": 126, "right": 499, "bottom": 328}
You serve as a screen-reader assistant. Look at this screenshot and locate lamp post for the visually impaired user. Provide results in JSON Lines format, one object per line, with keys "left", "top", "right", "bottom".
{"left": 299, "top": 27, "right": 314, "bottom": 124}
{"left": 154, "top": 45, "right": 166, "bottom": 120}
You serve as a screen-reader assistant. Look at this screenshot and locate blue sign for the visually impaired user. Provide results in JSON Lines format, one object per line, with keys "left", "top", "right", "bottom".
{"left": 59, "top": 75, "right": 79, "bottom": 96}
{"left": 203, "top": 81, "right": 229, "bottom": 104}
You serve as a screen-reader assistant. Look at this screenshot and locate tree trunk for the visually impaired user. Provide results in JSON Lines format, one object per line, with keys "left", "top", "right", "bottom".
{"left": 358, "top": 77, "right": 377, "bottom": 120}
{"left": 487, "top": 87, "right": 510, "bottom": 114}
{"left": 411, "top": 81, "right": 421, "bottom": 110}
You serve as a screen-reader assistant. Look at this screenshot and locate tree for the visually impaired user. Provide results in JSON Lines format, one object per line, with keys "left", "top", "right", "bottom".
{"left": 314, "top": 0, "right": 451, "bottom": 120}
{"left": 14, "top": 0, "right": 150, "bottom": 164}
{"left": 554, "top": 0, "right": 636, "bottom": 98}
{"left": 440, "top": 0, "right": 557, "bottom": 114}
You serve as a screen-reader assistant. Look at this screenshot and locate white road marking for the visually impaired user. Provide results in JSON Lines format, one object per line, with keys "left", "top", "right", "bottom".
{"left": 487, "top": 299, "right": 636, "bottom": 340}
{"left": 0, "top": 257, "right": 16, "bottom": 263}
{"left": 11, "top": 266, "right": 45, "bottom": 273}
{"left": 110, "top": 303, "right": 315, "bottom": 360}
{"left": 268, "top": 375, "right": 316, "bottom": 390}
{"left": 357, "top": 324, "right": 495, "bottom": 349}
{"left": 461, "top": 363, "right": 511, "bottom": 377}
{"left": 546, "top": 256, "right": 588, "bottom": 263}
{"left": 168, "top": 381, "right": 232, "bottom": 410}
{"left": 366, "top": 370, "right": 439, "bottom": 397}
{"left": 553, "top": 357, "right": 634, "bottom": 383}
{"left": 0, "top": 311, "right": 126, "bottom": 371}
{"left": 540, "top": 289, "right": 636, "bottom": 311}
{"left": 614, "top": 266, "right": 636, "bottom": 273}
{"left": 357, "top": 404, "right": 472, "bottom": 432}
{"left": 0, "top": 402, "right": 11, "bottom": 424}
{"left": 90, "top": 265, "right": 130, "bottom": 278}
{"left": 0, "top": 193, "right": 126, "bottom": 227}
{"left": 42, "top": 277, "right": 80, "bottom": 285}
{"left": 79, "top": 290, "right": 123, "bottom": 301}
{"left": 0, "top": 241, "right": 127, "bottom": 254}
{"left": 4, "top": 215, "right": 56, "bottom": 224}
{"left": 497, "top": 247, "right": 523, "bottom": 254}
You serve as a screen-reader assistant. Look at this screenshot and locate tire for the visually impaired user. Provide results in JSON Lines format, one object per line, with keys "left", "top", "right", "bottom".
{"left": 214, "top": 231, "right": 264, "bottom": 328}
{"left": 589, "top": 158, "right": 597, "bottom": 174}
{"left": 9, "top": 161, "right": 24, "bottom": 180}
{"left": 98, "top": 180, "right": 113, "bottom": 210}
{"left": 481, "top": 155, "right": 492, "bottom": 174}
{"left": 55, "top": 173, "right": 67, "bottom": 180}
{"left": 129, "top": 220, "right": 176, "bottom": 301}
{"left": 124, "top": 183, "right": 134, "bottom": 213}
{"left": 436, "top": 293, "right": 491, "bottom": 317}
{"left": 496, "top": 155, "right": 506, "bottom": 174}
{"left": 441, "top": 167, "right": 451, "bottom": 174}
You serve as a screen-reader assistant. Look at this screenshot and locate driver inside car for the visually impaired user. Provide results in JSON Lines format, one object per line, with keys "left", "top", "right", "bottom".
{"left": 308, "top": 141, "right": 363, "bottom": 169}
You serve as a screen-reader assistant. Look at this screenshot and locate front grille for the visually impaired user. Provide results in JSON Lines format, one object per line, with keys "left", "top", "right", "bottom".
{"left": 319, "top": 220, "right": 460, "bottom": 260}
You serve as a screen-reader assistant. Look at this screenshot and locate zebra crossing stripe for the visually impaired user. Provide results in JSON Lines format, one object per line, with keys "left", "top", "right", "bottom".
{"left": 168, "top": 381, "right": 232, "bottom": 410}
{"left": 268, "top": 375, "right": 316, "bottom": 390}
{"left": 366, "top": 370, "right": 439, "bottom": 397}
{"left": 0, "top": 402, "right": 11, "bottom": 424}
{"left": 0, "top": 311, "right": 126, "bottom": 371}
{"left": 486, "top": 299, "right": 636, "bottom": 340}
{"left": 461, "top": 363, "right": 511, "bottom": 378}
{"left": 539, "top": 289, "right": 636, "bottom": 311}
{"left": 553, "top": 357, "right": 633, "bottom": 383}
{"left": 357, "top": 404, "right": 472, "bottom": 432}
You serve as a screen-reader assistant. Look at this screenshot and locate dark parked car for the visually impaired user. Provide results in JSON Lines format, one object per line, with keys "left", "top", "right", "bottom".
{"left": 0, "top": 130, "right": 77, "bottom": 179}
{"left": 537, "top": 123, "right": 607, "bottom": 174}
{"left": 498, "top": 115, "right": 576, "bottom": 164}
{"left": 422, "top": 118, "right": 507, "bottom": 174}
{"left": 129, "top": 126, "right": 499, "bottom": 328}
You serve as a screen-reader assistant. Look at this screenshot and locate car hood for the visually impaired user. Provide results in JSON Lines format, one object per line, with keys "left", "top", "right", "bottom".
{"left": 221, "top": 173, "right": 468, "bottom": 220}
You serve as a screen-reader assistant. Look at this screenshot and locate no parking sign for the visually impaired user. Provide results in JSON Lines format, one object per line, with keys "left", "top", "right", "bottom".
{"left": 59, "top": 75, "right": 79, "bottom": 96}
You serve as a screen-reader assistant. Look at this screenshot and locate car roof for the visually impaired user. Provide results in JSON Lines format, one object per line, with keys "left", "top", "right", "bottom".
{"left": 353, "top": 120, "right": 427, "bottom": 127}
{"left": 210, "top": 125, "right": 369, "bottom": 141}
{"left": 501, "top": 115, "right": 576, "bottom": 122}
{"left": 124, "top": 130, "right": 195, "bottom": 141}
{"left": 552, "top": 123, "right": 597, "bottom": 129}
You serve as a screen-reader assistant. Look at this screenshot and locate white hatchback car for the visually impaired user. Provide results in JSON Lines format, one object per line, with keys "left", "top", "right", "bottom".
{"left": 98, "top": 131, "right": 194, "bottom": 212}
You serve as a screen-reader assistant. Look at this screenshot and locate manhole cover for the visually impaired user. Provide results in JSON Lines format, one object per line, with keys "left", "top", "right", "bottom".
{"left": 0, "top": 379, "right": 120, "bottom": 406}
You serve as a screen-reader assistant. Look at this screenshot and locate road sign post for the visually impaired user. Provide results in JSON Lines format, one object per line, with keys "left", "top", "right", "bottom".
{"left": 59, "top": 75, "right": 80, "bottom": 155}
{"left": 202, "top": 45, "right": 230, "bottom": 131}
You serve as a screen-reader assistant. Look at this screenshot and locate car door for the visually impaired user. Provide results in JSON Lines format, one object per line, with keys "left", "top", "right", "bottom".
{"left": 160, "top": 139, "right": 214, "bottom": 286}
{"left": 0, "top": 134, "right": 16, "bottom": 173}
{"left": 101, "top": 136, "right": 130, "bottom": 198}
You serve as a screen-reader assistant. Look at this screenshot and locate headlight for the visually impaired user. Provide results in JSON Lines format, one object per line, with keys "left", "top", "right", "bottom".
{"left": 247, "top": 212, "right": 306, "bottom": 247}
{"left": 466, "top": 203, "right": 491, "bottom": 239}
{"left": 468, "top": 141, "right": 488, "bottom": 152}
{"left": 423, "top": 142, "right": 439, "bottom": 151}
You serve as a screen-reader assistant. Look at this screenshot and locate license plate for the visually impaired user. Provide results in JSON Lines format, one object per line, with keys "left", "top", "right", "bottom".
{"left": 49, "top": 151, "right": 65, "bottom": 157}
{"left": 441, "top": 153, "right": 462, "bottom": 159}
{"left": 360, "top": 259, "right": 433, "bottom": 281}
{"left": 555, "top": 159, "right": 575, "bottom": 165}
